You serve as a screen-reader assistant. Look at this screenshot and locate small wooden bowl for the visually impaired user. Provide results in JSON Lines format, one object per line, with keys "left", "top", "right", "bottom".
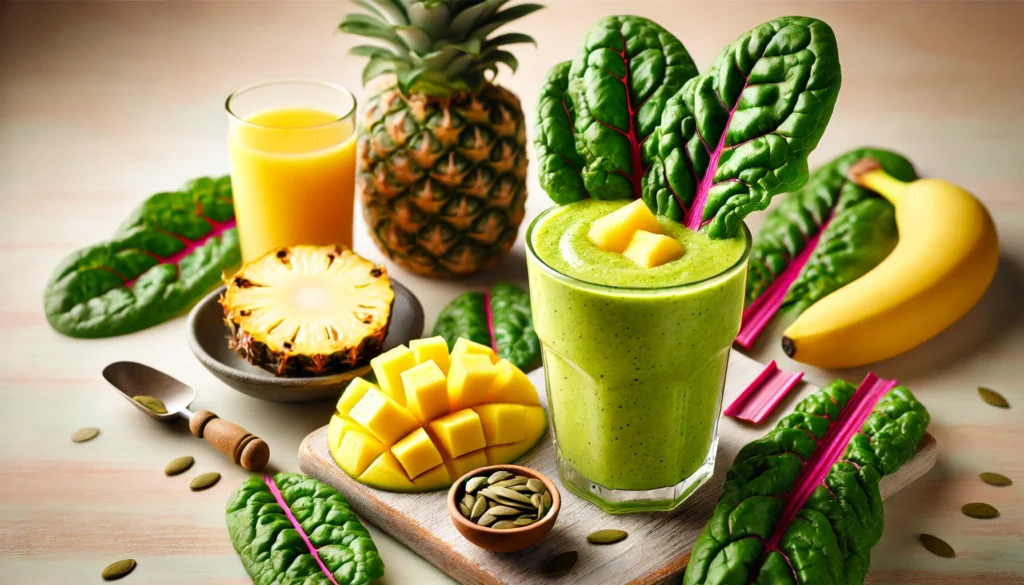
{"left": 448, "top": 464, "right": 561, "bottom": 553}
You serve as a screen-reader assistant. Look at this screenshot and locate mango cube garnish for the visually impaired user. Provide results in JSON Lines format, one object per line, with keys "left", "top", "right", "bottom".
{"left": 623, "top": 229, "right": 685, "bottom": 268}
{"left": 327, "top": 338, "right": 547, "bottom": 492}
{"left": 588, "top": 199, "right": 663, "bottom": 253}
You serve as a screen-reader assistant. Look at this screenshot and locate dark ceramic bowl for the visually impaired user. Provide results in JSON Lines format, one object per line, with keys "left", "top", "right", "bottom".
{"left": 186, "top": 279, "right": 423, "bottom": 403}
{"left": 448, "top": 464, "right": 561, "bottom": 553}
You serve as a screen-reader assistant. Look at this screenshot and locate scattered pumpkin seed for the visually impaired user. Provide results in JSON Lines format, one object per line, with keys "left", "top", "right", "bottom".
{"left": 71, "top": 427, "right": 100, "bottom": 443}
{"left": 491, "top": 520, "right": 519, "bottom": 529}
{"left": 465, "top": 476, "right": 487, "bottom": 494}
{"left": 133, "top": 395, "right": 168, "bottom": 414}
{"left": 526, "top": 478, "right": 545, "bottom": 493}
{"left": 542, "top": 551, "right": 578, "bottom": 576}
{"left": 918, "top": 533, "right": 955, "bottom": 558}
{"left": 487, "top": 470, "right": 514, "bottom": 484}
{"left": 977, "top": 387, "right": 1009, "bottom": 408}
{"left": 477, "top": 512, "right": 497, "bottom": 527}
{"left": 980, "top": 472, "right": 1013, "bottom": 486}
{"left": 189, "top": 472, "right": 221, "bottom": 491}
{"left": 587, "top": 529, "right": 628, "bottom": 545}
{"left": 961, "top": 502, "right": 999, "bottom": 519}
{"left": 164, "top": 456, "right": 194, "bottom": 476}
{"left": 101, "top": 558, "right": 137, "bottom": 581}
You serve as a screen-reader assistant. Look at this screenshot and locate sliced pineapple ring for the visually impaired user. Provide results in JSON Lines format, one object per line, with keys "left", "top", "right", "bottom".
{"left": 327, "top": 336, "right": 547, "bottom": 492}
{"left": 221, "top": 245, "right": 394, "bottom": 377}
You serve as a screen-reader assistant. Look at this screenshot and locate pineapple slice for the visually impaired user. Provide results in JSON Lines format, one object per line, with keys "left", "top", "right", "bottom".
{"left": 623, "top": 230, "right": 686, "bottom": 268}
{"left": 588, "top": 199, "right": 663, "bottom": 253}
{"left": 327, "top": 338, "right": 547, "bottom": 492}
{"left": 221, "top": 245, "right": 394, "bottom": 377}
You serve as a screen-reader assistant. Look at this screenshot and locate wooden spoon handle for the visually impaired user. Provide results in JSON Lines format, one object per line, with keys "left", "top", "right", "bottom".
{"left": 189, "top": 409, "right": 270, "bottom": 471}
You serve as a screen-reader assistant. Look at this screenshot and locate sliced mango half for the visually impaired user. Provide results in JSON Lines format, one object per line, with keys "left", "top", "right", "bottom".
{"left": 327, "top": 335, "right": 547, "bottom": 492}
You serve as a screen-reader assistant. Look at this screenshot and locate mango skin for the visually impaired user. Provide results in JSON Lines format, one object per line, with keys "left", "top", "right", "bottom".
{"left": 328, "top": 339, "right": 548, "bottom": 492}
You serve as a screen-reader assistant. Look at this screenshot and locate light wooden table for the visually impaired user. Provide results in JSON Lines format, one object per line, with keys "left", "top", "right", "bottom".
{"left": 1, "top": 2, "right": 1021, "bottom": 584}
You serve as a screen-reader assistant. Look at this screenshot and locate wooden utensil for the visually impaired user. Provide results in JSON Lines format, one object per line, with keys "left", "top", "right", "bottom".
{"left": 102, "top": 361, "right": 270, "bottom": 471}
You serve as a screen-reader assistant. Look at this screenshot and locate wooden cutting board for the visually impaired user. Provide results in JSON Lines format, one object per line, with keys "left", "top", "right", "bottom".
{"left": 298, "top": 351, "right": 937, "bottom": 585}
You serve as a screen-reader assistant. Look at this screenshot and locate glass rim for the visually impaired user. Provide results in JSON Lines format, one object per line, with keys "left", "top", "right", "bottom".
{"left": 225, "top": 78, "right": 357, "bottom": 130}
{"left": 525, "top": 202, "right": 752, "bottom": 295}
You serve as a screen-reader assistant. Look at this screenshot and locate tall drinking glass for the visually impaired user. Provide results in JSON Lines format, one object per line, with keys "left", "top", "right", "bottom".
{"left": 226, "top": 80, "right": 357, "bottom": 263}
{"left": 525, "top": 205, "right": 751, "bottom": 513}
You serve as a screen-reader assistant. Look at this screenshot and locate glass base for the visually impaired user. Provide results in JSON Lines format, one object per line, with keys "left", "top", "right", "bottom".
{"left": 555, "top": 435, "right": 718, "bottom": 514}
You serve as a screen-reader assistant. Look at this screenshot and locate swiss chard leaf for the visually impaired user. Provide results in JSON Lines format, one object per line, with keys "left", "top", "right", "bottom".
{"left": 684, "top": 377, "right": 929, "bottom": 585}
{"left": 226, "top": 472, "right": 385, "bottom": 585}
{"left": 432, "top": 281, "right": 541, "bottom": 371}
{"left": 746, "top": 148, "right": 915, "bottom": 307}
{"left": 534, "top": 61, "right": 589, "bottom": 204}
{"left": 566, "top": 15, "right": 698, "bottom": 200}
{"left": 44, "top": 176, "right": 240, "bottom": 338}
{"left": 643, "top": 17, "right": 842, "bottom": 238}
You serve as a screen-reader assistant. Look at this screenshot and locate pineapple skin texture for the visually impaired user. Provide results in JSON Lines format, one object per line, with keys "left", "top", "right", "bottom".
{"left": 358, "top": 77, "right": 528, "bottom": 278}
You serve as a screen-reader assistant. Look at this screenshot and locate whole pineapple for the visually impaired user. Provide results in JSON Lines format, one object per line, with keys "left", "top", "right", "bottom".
{"left": 339, "top": 0, "right": 541, "bottom": 278}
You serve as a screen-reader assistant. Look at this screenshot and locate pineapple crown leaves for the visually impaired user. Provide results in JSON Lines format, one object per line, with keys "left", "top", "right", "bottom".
{"left": 339, "top": 0, "right": 543, "bottom": 96}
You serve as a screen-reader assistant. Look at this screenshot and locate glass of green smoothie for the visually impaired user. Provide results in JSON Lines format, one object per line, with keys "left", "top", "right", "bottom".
{"left": 526, "top": 199, "right": 751, "bottom": 513}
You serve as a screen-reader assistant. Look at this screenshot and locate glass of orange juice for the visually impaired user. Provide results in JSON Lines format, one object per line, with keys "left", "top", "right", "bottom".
{"left": 226, "top": 80, "right": 357, "bottom": 263}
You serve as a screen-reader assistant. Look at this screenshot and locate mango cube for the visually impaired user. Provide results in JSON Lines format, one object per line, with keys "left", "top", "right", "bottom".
{"left": 448, "top": 353, "right": 498, "bottom": 411}
{"left": 451, "top": 337, "right": 498, "bottom": 365}
{"left": 624, "top": 230, "right": 685, "bottom": 268}
{"left": 348, "top": 387, "right": 419, "bottom": 446}
{"left": 484, "top": 406, "right": 548, "bottom": 464}
{"left": 358, "top": 451, "right": 415, "bottom": 492}
{"left": 371, "top": 345, "right": 417, "bottom": 406}
{"left": 327, "top": 414, "right": 349, "bottom": 451}
{"left": 401, "top": 361, "right": 449, "bottom": 424}
{"left": 333, "top": 429, "right": 387, "bottom": 477}
{"left": 444, "top": 449, "right": 488, "bottom": 482}
{"left": 588, "top": 199, "right": 663, "bottom": 253}
{"left": 487, "top": 359, "right": 541, "bottom": 406}
{"left": 428, "top": 409, "right": 486, "bottom": 459}
{"left": 411, "top": 464, "right": 451, "bottom": 491}
{"left": 410, "top": 336, "right": 451, "bottom": 375}
{"left": 336, "top": 377, "right": 378, "bottom": 418}
{"left": 472, "top": 403, "right": 526, "bottom": 446}
{"left": 391, "top": 428, "right": 444, "bottom": 479}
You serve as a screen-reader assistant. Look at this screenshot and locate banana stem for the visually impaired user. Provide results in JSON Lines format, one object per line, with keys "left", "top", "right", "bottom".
{"left": 848, "top": 158, "right": 908, "bottom": 205}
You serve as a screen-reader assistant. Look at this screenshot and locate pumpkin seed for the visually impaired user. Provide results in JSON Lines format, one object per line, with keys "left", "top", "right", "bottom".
{"left": 543, "top": 491, "right": 552, "bottom": 507}
{"left": 493, "top": 477, "right": 528, "bottom": 488}
{"left": 961, "top": 502, "right": 999, "bottom": 519}
{"left": 491, "top": 520, "right": 519, "bottom": 529}
{"left": 487, "top": 470, "right": 513, "bottom": 484}
{"left": 918, "top": 533, "right": 955, "bottom": 558}
{"left": 477, "top": 512, "right": 497, "bottom": 527}
{"left": 980, "top": 472, "right": 1013, "bottom": 486}
{"left": 542, "top": 551, "right": 578, "bottom": 576}
{"left": 587, "top": 529, "right": 628, "bottom": 545}
{"left": 101, "top": 558, "right": 136, "bottom": 580}
{"left": 465, "top": 476, "right": 487, "bottom": 494}
{"left": 978, "top": 387, "right": 1009, "bottom": 408}
{"left": 133, "top": 395, "right": 167, "bottom": 414}
{"left": 458, "top": 502, "right": 471, "bottom": 517}
{"left": 470, "top": 496, "right": 488, "bottom": 521}
{"left": 537, "top": 501, "right": 547, "bottom": 519}
{"left": 493, "top": 496, "right": 534, "bottom": 510}
{"left": 531, "top": 493, "right": 543, "bottom": 508}
{"left": 189, "top": 472, "right": 221, "bottom": 491}
{"left": 513, "top": 515, "right": 536, "bottom": 526}
{"left": 509, "top": 484, "right": 534, "bottom": 493}
{"left": 526, "top": 478, "right": 545, "bottom": 493}
{"left": 486, "top": 485, "right": 534, "bottom": 504}
{"left": 164, "top": 456, "right": 194, "bottom": 476}
{"left": 71, "top": 427, "right": 100, "bottom": 443}
{"left": 462, "top": 494, "right": 475, "bottom": 511}
{"left": 488, "top": 505, "right": 521, "bottom": 517}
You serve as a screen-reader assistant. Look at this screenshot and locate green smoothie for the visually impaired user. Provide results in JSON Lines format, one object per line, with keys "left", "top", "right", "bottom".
{"left": 526, "top": 199, "right": 749, "bottom": 512}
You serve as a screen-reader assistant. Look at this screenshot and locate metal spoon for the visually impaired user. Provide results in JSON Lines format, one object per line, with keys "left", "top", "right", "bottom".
{"left": 102, "top": 361, "right": 270, "bottom": 471}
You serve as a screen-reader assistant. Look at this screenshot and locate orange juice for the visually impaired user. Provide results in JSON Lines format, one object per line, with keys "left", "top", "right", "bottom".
{"left": 228, "top": 106, "right": 357, "bottom": 262}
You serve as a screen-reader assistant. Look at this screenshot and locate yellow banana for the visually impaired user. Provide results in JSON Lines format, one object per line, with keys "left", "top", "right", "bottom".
{"left": 782, "top": 159, "right": 999, "bottom": 368}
